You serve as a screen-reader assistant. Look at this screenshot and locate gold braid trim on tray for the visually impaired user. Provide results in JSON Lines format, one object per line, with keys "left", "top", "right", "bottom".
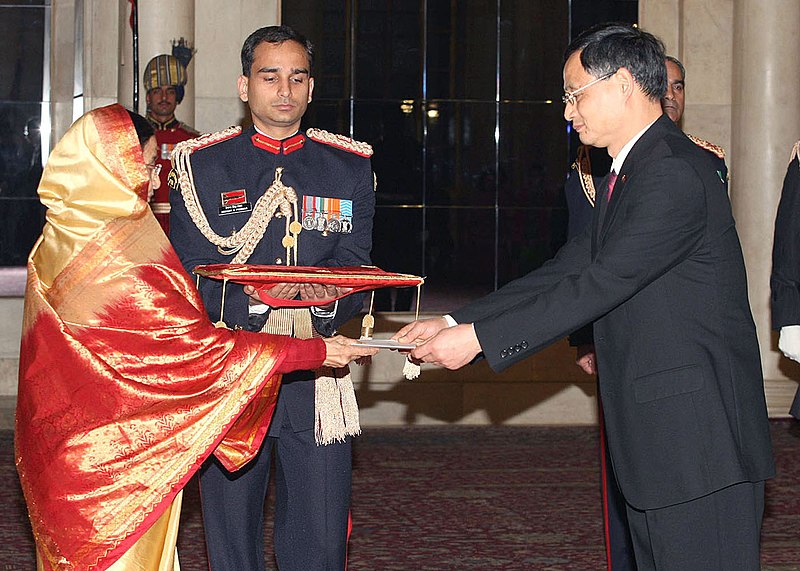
{"left": 193, "top": 265, "right": 425, "bottom": 284}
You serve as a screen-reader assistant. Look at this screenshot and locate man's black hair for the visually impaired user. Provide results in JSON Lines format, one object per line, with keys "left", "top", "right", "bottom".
{"left": 665, "top": 55, "right": 686, "bottom": 82}
{"left": 241, "top": 25, "right": 314, "bottom": 77}
{"left": 564, "top": 23, "right": 667, "bottom": 101}
{"left": 126, "top": 109, "right": 155, "bottom": 148}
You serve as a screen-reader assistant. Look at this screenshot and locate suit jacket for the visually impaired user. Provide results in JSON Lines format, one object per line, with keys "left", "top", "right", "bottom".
{"left": 565, "top": 140, "right": 727, "bottom": 348}
{"left": 771, "top": 151, "right": 800, "bottom": 418}
{"left": 170, "top": 126, "right": 375, "bottom": 436}
{"left": 452, "top": 114, "right": 774, "bottom": 509}
{"left": 771, "top": 153, "right": 800, "bottom": 329}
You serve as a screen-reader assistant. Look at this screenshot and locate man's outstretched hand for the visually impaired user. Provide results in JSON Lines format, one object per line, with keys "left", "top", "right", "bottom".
{"left": 393, "top": 318, "right": 483, "bottom": 370}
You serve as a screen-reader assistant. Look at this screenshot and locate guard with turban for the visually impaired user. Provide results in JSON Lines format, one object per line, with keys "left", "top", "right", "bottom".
{"left": 144, "top": 53, "right": 199, "bottom": 234}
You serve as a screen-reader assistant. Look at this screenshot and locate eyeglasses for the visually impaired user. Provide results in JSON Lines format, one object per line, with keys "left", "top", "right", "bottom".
{"left": 146, "top": 163, "right": 162, "bottom": 177}
{"left": 562, "top": 70, "right": 617, "bottom": 106}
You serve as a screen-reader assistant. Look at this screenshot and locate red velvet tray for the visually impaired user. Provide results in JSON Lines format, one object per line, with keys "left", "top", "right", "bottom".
{"left": 193, "top": 264, "right": 424, "bottom": 307}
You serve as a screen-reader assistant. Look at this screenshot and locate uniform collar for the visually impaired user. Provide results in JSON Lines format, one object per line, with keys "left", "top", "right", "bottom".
{"left": 146, "top": 114, "right": 180, "bottom": 131}
{"left": 251, "top": 127, "right": 306, "bottom": 155}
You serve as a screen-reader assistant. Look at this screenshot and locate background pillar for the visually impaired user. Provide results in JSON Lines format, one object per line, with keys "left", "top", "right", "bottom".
{"left": 731, "top": 0, "right": 800, "bottom": 387}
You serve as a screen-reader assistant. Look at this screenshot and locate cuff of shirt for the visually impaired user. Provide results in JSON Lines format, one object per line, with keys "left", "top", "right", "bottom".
{"left": 249, "top": 302, "right": 270, "bottom": 315}
{"left": 310, "top": 300, "right": 338, "bottom": 319}
{"left": 443, "top": 314, "right": 457, "bottom": 327}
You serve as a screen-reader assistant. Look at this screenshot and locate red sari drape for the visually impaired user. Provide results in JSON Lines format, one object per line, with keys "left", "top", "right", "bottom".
{"left": 15, "top": 104, "right": 294, "bottom": 570}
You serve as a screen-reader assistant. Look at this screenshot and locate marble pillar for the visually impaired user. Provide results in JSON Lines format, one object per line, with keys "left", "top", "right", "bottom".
{"left": 117, "top": 0, "right": 195, "bottom": 124}
{"left": 135, "top": 0, "right": 195, "bottom": 124}
{"left": 731, "top": 0, "right": 800, "bottom": 386}
{"left": 194, "top": 0, "right": 280, "bottom": 132}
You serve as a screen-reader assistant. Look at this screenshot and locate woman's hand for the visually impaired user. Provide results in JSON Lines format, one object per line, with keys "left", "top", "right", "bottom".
{"left": 322, "top": 335, "right": 379, "bottom": 368}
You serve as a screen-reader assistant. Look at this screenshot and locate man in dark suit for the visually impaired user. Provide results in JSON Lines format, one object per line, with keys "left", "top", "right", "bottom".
{"left": 169, "top": 25, "right": 375, "bottom": 570}
{"left": 771, "top": 140, "right": 800, "bottom": 419}
{"left": 397, "top": 23, "right": 774, "bottom": 570}
{"left": 564, "top": 53, "right": 730, "bottom": 571}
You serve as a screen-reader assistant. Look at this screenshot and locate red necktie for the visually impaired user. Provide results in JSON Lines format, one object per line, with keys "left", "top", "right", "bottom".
{"left": 606, "top": 170, "right": 618, "bottom": 200}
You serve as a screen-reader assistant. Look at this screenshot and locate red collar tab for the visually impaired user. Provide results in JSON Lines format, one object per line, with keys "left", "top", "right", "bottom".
{"left": 251, "top": 133, "right": 306, "bottom": 155}
{"left": 282, "top": 133, "right": 306, "bottom": 155}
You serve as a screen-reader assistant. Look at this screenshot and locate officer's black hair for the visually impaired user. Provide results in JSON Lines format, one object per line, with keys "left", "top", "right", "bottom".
{"left": 125, "top": 109, "right": 155, "bottom": 148}
{"left": 241, "top": 25, "right": 314, "bottom": 77}
{"left": 564, "top": 23, "right": 667, "bottom": 101}
{"left": 665, "top": 55, "right": 686, "bottom": 82}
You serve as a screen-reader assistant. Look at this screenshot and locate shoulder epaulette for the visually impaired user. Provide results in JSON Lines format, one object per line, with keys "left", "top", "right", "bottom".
{"left": 686, "top": 134, "right": 725, "bottom": 160}
{"left": 306, "top": 128, "right": 373, "bottom": 157}
{"left": 178, "top": 121, "right": 202, "bottom": 137}
{"left": 172, "top": 126, "right": 240, "bottom": 157}
{"left": 789, "top": 141, "right": 800, "bottom": 167}
{"left": 572, "top": 144, "right": 596, "bottom": 206}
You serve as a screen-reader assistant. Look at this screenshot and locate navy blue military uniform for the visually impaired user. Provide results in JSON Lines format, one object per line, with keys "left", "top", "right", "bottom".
{"left": 564, "top": 131, "right": 728, "bottom": 571}
{"left": 169, "top": 125, "right": 375, "bottom": 570}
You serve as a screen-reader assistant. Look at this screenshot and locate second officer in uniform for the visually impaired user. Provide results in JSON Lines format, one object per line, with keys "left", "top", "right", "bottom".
{"left": 169, "top": 25, "right": 375, "bottom": 570}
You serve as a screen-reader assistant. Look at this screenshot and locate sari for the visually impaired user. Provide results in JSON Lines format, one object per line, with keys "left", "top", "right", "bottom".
{"left": 15, "top": 104, "right": 299, "bottom": 570}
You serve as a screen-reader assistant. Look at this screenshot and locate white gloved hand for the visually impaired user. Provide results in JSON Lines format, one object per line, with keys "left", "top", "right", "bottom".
{"left": 778, "top": 325, "right": 800, "bottom": 363}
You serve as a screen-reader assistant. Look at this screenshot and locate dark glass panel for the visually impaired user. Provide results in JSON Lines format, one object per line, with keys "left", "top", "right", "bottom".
{"left": 421, "top": 207, "right": 496, "bottom": 310}
{"left": 0, "top": 198, "right": 45, "bottom": 266}
{"left": 281, "top": 1, "right": 350, "bottom": 99}
{"left": 371, "top": 205, "right": 423, "bottom": 311}
{"left": 353, "top": 101, "right": 423, "bottom": 206}
{"left": 0, "top": 5, "right": 46, "bottom": 102}
{"left": 355, "top": 0, "right": 422, "bottom": 99}
{"left": 0, "top": 100, "right": 44, "bottom": 197}
{"left": 571, "top": 0, "right": 638, "bottom": 37}
{"left": 425, "top": 101, "right": 497, "bottom": 207}
{"left": 302, "top": 100, "right": 351, "bottom": 135}
{"left": 500, "top": 0, "right": 569, "bottom": 102}
{"left": 499, "top": 102, "right": 569, "bottom": 209}
{"left": 426, "top": 0, "right": 497, "bottom": 101}
{"left": 497, "top": 206, "right": 567, "bottom": 287}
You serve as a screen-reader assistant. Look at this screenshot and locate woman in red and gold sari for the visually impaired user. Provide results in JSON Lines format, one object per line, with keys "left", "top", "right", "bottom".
{"left": 15, "top": 104, "right": 376, "bottom": 571}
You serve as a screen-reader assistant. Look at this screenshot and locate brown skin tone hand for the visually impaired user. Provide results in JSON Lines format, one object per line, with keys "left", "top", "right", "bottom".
{"left": 243, "top": 283, "right": 354, "bottom": 310}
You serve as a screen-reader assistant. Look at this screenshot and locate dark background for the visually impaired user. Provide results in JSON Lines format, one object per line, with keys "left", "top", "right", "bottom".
{"left": 0, "top": 0, "right": 637, "bottom": 311}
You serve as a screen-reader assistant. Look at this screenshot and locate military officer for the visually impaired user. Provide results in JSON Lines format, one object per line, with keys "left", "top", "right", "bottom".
{"left": 562, "top": 54, "right": 728, "bottom": 571}
{"left": 144, "top": 53, "right": 199, "bottom": 233}
{"left": 169, "top": 25, "right": 375, "bottom": 571}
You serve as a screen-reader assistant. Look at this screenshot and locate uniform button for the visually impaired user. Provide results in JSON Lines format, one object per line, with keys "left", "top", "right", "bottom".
{"left": 500, "top": 349, "right": 508, "bottom": 358}
{"left": 514, "top": 344, "right": 521, "bottom": 352}
{"left": 521, "top": 341, "right": 528, "bottom": 349}
{"left": 275, "top": 257, "right": 283, "bottom": 264}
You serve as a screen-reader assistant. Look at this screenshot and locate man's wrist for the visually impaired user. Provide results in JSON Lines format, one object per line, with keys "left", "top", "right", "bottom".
{"left": 311, "top": 300, "right": 338, "bottom": 319}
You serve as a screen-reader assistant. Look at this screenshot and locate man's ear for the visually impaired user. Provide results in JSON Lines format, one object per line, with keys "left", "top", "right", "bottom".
{"left": 616, "top": 67, "right": 635, "bottom": 98}
{"left": 237, "top": 75, "right": 249, "bottom": 103}
{"left": 308, "top": 77, "right": 315, "bottom": 104}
